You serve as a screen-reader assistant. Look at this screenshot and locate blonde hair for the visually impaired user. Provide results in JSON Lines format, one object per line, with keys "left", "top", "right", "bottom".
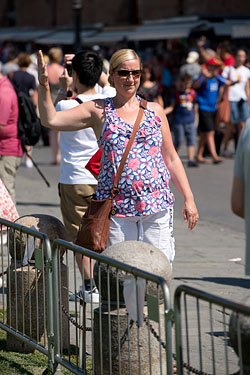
{"left": 108, "top": 49, "right": 142, "bottom": 87}
{"left": 48, "top": 47, "right": 63, "bottom": 64}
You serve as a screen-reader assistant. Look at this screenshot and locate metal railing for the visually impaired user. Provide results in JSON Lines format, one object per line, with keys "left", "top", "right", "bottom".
{"left": 2, "top": 216, "right": 250, "bottom": 375}
{"left": 51, "top": 238, "right": 174, "bottom": 375}
{"left": 0, "top": 218, "right": 55, "bottom": 372}
{"left": 174, "top": 285, "right": 250, "bottom": 375}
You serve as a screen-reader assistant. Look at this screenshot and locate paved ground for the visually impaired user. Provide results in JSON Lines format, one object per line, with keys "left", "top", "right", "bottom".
{"left": 14, "top": 141, "right": 250, "bottom": 372}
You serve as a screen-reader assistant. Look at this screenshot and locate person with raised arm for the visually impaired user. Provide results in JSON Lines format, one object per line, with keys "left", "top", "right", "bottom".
{"left": 38, "top": 48, "right": 199, "bottom": 270}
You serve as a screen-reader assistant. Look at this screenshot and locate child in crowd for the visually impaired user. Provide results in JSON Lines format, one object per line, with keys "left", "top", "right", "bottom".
{"left": 165, "top": 74, "right": 198, "bottom": 167}
{"left": 193, "top": 57, "right": 233, "bottom": 164}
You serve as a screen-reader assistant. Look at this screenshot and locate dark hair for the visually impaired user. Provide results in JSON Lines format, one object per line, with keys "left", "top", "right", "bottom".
{"left": 142, "top": 63, "right": 155, "bottom": 82}
{"left": 180, "top": 73, "right": 192, "bottom": 82}
{"left": 218, "top": 41, "right": 232, "bottom": 53}
{"left": 235, "top": 48, "right": 248, "bottom": 57}
{"left": 72, "top": 50, "right": 103, "bottom": 87}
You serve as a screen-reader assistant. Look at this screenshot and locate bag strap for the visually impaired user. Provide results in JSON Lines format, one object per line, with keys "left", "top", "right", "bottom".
{"left": 75, "top": 97, "right": 83, "bottom": 104}
{"left": 112, "top": 98, "right": 147, "bottom": 196}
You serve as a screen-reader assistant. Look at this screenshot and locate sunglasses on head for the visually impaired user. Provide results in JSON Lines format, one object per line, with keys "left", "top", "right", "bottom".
{"left": 116, "top": 69, "right": 142, "bottom": 78}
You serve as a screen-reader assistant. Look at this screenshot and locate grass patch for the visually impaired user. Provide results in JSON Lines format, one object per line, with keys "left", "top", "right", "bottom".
{"left": 0, "top": 310, "right": 92, "bottom": 374}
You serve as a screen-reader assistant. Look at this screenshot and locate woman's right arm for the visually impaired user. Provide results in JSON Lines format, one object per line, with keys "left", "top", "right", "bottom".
{"left": 37, "top": 50, "right": 104, "bottom": 135}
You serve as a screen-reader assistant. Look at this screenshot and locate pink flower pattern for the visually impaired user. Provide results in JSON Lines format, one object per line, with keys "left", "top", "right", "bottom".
{"left": 96, "top": 96, "right": 174, "bottom": 217}
{"left": 0, "top": 179, "right": 19, "bottom": 223}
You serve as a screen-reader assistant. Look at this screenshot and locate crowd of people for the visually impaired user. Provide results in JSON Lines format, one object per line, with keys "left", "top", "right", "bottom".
{"left": 0, "top": 36, "right": 250, "bottom": 296}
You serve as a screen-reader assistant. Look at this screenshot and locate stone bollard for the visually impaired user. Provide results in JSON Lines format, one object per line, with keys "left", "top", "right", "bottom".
{"left": 229, "top": 296, "right": 250, "bottom": 374}
{"left": 7, "top": 214, "right": 69, "bottom": 353}
{"left": 93, "top": 240, "right": 172, "bottom": 375}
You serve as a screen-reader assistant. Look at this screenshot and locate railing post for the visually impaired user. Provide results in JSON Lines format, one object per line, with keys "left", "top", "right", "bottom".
{"left": 45, "top": 239, "right": 63, "bottom": 374}
{"left": 174, "top": 289, "right": 183, "bottom": 375}
{"left": 162, "top": 279, "right": 174, "bottom": 375}
{"left": 44, "top": 238, "right": 56, "bottom": 374}
{"left": 51, "top": 242, "right": 63, "bottom": 374}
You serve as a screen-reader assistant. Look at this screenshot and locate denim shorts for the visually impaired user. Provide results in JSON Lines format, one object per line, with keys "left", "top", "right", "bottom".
{"left": 173, "top": 122, "right": 196, "bottom": 147}
{"left": 107, "top": 208, "right": 175, "bottom": 265}
{"left": 230, "top": 100, "right": 250, "bottom": 124}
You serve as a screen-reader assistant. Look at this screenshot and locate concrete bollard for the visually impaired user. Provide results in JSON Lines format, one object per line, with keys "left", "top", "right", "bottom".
{"left": 7, "top": 214, "right": 69, "bottom": 353}
{"left": 229, "top": 296, "right": 250, "bottom": 373}
{"left": 9, "top": 214, "right": 66, "bottom": 260}
{"left": 94, "top": 304, "right": 167, "bottom": 375}
{"left": 93, "top": 240, "right": 172, "bottom": 375}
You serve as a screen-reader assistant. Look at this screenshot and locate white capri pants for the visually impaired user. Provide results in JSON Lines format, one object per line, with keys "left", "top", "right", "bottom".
{"left": 107, "top": 208, "right": 175, "bottom": 266}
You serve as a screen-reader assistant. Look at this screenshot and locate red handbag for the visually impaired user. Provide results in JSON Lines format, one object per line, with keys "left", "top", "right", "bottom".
{"left": 75, "top": 99, "right": 147, "bottom": 253}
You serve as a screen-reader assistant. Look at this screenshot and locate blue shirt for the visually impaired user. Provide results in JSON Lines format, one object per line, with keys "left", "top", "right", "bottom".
{"left": 197, "top": 75, "right": 227, "bottom": 112}
{"left": 173, "top": 89, "right": 196, "bottom": 125}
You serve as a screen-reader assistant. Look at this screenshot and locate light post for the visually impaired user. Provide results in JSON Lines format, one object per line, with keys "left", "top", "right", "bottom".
{"left": 72, "top": 0, "right": 82, "bottom": 52}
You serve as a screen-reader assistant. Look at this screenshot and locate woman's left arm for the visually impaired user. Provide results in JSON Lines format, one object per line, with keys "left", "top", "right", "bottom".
{"left": 151, "top": 103, "right": 199, "bottom": 230}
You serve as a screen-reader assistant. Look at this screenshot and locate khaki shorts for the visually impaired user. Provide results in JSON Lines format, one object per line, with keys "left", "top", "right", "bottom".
{"left": 0, "top": 155, "right": 22, "bottom": 204}
{"left": 58, "top": 183, "right": 97, "bottom": 243}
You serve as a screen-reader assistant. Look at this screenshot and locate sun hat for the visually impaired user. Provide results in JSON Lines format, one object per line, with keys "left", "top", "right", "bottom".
{"left": 186, "top": 51, "right": 199, "bottom": 64}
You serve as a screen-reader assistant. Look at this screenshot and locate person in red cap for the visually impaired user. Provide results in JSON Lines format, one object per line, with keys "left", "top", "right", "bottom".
{"left": 193, "top": 57, "right": 233, "bottom": 163}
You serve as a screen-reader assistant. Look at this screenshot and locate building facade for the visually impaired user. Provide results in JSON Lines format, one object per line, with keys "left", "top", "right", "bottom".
{"left": 1, "top": 0, "right": 250, "bottom": 28}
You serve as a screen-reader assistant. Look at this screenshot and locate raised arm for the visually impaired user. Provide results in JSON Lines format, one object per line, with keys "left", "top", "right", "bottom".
{"left": 150, "top": 102, "right": 199, "bottom": 230}
{"left": 37, "top": 50, "right": 104, "bottom": 136}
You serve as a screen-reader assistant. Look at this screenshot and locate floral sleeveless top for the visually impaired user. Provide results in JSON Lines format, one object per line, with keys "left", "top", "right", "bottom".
{"left": 95, "top": 96, "right": 175, "bottom": 217}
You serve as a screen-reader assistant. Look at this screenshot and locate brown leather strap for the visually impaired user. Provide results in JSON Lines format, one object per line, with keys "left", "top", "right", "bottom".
{"left": 112, "top": 98, "right": 147, "bottom": 195}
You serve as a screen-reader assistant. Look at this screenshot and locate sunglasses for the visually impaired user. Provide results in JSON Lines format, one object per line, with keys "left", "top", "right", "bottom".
{"left": 116, "top": 70, "right": 142, "bottom": 78}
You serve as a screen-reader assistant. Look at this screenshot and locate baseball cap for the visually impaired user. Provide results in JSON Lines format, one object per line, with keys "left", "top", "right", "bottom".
{"left": 206, "top": 57, "right": 222, "bottom": 66}
{"left": 186, "top": 51, "right": 199, "bottom": 64}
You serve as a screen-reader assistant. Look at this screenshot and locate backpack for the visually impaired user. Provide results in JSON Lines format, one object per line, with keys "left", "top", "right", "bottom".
{"left": 12, "top": 84, "right": 41, "bottom": 152}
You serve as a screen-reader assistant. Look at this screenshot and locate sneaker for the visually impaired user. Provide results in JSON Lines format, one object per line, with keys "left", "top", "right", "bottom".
{"left": 69, "top": 285, "right": 83, "bottom": 302}
{"left": 69, "top": 290, "right": 82, "bottom": 302}
{"left": 69, "top": 286, "right": 100, "bottom": 303}
{"left": 25, "top": 158, "right": 33, "bottom": 168}
{"left": 84, "top": 287, "right": 100, "bottom": 304}
{"left": 187, "top": 160, "right": 199, "bottom": 168}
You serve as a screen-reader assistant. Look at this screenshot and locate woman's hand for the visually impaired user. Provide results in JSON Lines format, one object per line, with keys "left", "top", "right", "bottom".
{"left": 182, "top": 198, "right": 199, "bottom": 230}
{"left": 37, "top": 50, "right": 49, "bottom": 87}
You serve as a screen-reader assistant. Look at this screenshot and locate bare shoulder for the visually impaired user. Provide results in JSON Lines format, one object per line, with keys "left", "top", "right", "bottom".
{"left": 147, "top": 101, "right": 167, "bottom": 122}
{"left": 78, "top": 98, "right": 105, "bottom": 112}
{"left": 147, "top": 101, "right": 164, "bottom": 115}
{"left": 77, "top": 98, "right": 105, "bottom": 122}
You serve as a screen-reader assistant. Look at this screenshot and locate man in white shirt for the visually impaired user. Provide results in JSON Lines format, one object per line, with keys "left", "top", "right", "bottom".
{"left": 222, "top": 49, "right": 250, "bottom": 155}
{"left": 55, "top": 50, "right": 115, "bottom": 302}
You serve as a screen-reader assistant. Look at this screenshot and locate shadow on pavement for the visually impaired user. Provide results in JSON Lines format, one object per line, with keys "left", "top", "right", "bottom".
{"left": 174, "top": 277, "right": 250, "bottom": 289}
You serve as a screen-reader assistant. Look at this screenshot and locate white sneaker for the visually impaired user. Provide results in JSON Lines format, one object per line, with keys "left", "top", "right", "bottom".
{"left": 84, "top": 287, "right": 100, "bottom": 304}
{"left": 25, "top": 158, "right": 33, "bottom": 168}
{"left": 69, "top": 286, "right": 100, "bottom": 303}
{"left": 69, "top": 286, "right": 83, "bottom": 302}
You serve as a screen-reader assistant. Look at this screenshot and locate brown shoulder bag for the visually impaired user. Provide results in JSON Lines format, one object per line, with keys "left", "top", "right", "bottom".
{"left": 75, "top": 98, "right": 147, "bottom": 253}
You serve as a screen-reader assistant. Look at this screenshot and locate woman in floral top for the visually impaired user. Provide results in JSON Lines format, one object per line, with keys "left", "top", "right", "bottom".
{"left": 37, "top": 49, "right": 198, "bottom": 266}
